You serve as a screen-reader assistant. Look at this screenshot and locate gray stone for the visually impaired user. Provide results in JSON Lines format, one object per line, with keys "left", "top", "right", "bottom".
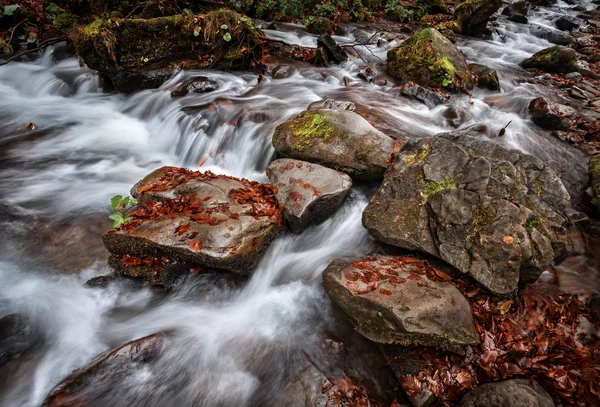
{"left": 362, "top": 130, "right": 572, "bottom": 296}
{"left": 400, "top": 83, "right": 449, "bottom": 108}
{"left": 520, "top": 46, "right": 578, "bottom": 73}
{"left": 460, "top": 379, "right": 554, "bottom": 407}
{"left": 267, "top": 159, "right": 352, "bottom": 232}
{"left": 323, "top": 255, "right": 479, "bottom": 353}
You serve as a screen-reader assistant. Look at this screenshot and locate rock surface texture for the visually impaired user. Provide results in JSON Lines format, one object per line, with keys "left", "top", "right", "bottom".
{"left": 362, "top": 129, "right": 572, "bottom": 296}
{"left": 266, "top": 159, "right": 352, "bottom": 232}
{"left": 460, "top": 379, "right": 555, "bottom": 407}
{"left": 454, "top": 0, "right": 503, "bottom": 35}
{"left": 323, "top": 255, "right": 479, "bottom": 353}
{"left": 520, "top": 46, "right": 578, "bottom": 73}
{"left": 103, "top": 166, "right": 282, "bottom": 276}
{"left": 272, "top": 108, "right": 396, "bottom": 180}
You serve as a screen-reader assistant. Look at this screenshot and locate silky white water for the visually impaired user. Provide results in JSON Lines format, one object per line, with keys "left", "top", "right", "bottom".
{"left": 0, "top": 1, "right": 594, "bottom": 405}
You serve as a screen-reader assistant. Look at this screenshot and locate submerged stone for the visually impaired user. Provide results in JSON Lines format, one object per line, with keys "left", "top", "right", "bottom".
{"left": 386, "top": 28, "right": 473, "bottom": 93}
{"left": 323, "top": 255, "right": 478, "bottom": 354}
{"left": 362, "top": 129, "right": 572, "bottom": 296}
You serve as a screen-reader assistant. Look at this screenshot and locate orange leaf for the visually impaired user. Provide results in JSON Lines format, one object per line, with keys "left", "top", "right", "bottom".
{"left": 503, "top": 235, "right": 514, "bottom": 244}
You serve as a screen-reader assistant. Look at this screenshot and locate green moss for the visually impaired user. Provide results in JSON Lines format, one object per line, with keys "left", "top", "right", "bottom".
{"left": 287, "top": 111, "right": 339, "bottom": 151}
{"left": 466, "top": 206, "right": 494, "bottom": 247}
{"left": 526, "top": 215, "right": 543, "bottom": 228}
{"left": 421, "top": 176, "right": 457, "bottom": 203}
{"left": 535, "top": 179, "right": 546, "bottom": 196}
{"left": 405, "top": 145, "right": 431, "bottom": 166}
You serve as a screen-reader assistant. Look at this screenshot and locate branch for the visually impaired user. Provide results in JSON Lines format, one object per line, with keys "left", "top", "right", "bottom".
{"left": 0, "top": 36, "right": 68, "bottom": 66}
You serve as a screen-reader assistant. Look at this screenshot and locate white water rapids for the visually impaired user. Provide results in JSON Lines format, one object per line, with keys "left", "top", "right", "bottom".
{"left": 0, "top": 1, "right": 595, "bottom": 405}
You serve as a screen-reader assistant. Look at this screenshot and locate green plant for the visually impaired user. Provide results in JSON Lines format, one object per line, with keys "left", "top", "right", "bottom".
{"left": 45, "top": 3, "right": 60, "bottom": 21}
{"left": 109, "top": 195, "right": 137, "bottom": 228}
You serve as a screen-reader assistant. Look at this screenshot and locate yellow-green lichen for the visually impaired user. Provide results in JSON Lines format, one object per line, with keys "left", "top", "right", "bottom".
{"left": 288, "top": 111, "right": 339, "bottom": 151}
{"left": 421, "top": 176, "right": 457, "bottom": 203}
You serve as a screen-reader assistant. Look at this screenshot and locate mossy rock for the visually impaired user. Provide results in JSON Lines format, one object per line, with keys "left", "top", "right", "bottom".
{"left": 54, "top": 13, "right": 79, "bottom": 33}
{"left": 469, "top": 63, "right": 500, "bottom": 91}
{"left": 386, "top": 28, "right": 473, "bottom": 93}
{"left": 519, "top": 45, "right": 578, "bottom": 73}
{"left": 454, "top": 0, "right": 503, "bottom": 35}
{"left": 589, "top": 154, "right": 600, "bottom": 213}
{"left": 272, "top": 108, "right": 395, "bottom": 180}
{"left": 508, "top": 13, "right": 528, "bottom": 24}
{"left": 305, "top": 16, "right": 334, "bottom": 34}
{"left": 71, "top": 9, "right": 263, "bottom": 92}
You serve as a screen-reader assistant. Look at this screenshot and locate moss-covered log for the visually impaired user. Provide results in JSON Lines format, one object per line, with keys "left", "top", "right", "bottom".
{"left": 72, "top": 9, "right": 263, "bottom": 92}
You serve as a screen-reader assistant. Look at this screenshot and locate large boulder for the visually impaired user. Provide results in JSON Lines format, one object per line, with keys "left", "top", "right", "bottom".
{"left": 362, "top": 128, "right": 572, "bottom": 296}
{"left": 323, "top": 255, "right": 479, "bottom": 354}
{"left": 519, "top": 46, "right": 578, "bottom": 73}
{"left": 102, "top": 166, "right": 282, "bottom": 275}
{"left": 72, "top": 9, "right": 262, "bottom": 92}
{"left": 387, "top": 28, "right": 473, "bottom": 93}
{"left": 272, "top": 109, "right": 396, "bottom": 180}
{"left": 266, "top": 159, "right": 352, "bottom": 232}
{"left": 454, "top": 0, "right": 503, "bottom": 35}
{"left": 460, "top": 379, "right": 554, "bottom": 407}
{"left": 44, "top": 333, "right": 165, "bottom": 406}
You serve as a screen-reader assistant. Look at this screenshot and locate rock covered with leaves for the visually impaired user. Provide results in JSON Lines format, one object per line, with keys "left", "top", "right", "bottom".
{"left": 266, "top": 159, "right": 352, "bottom": 232}
{"left": 362, "top": 127, "right": 572, "bottom": 296}
{"left": 71, "top": 9, "right": 262, "bottom": 92}
{"left": 272, "top": 108, "right": 396, "bottom": 180}
{"left": 102, "top": 166, "right": 282, "bottom": 277}
{"left": 323, "top": 255, "right": 479, "bottom": 354}
{"left": 386, "top": 28, "right": 473, "bottom": 93}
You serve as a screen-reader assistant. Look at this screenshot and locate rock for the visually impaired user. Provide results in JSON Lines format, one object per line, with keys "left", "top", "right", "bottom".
{"left": 576, "top": 315, "right": 598, "bottom": 343}
{"left": 469, "top": 63, "right": 500, "bottom": 90}
{"left": 555, "top": 16, "right": 580, "bottom": 31}
{"left": 266, "top": 159, "right": 352, "bottom": 232}
{"left": 107, "top": 254, "right": 193, "bottom": 287}
{"left": 266, "top": 356, "right": 328, "bottom": 407}
{"left": 520, "top": 46, "right": 578, "bottom": 73}
{"left": 442, "top": 106, "right": 469, "bottom": 128}
{"left": 272, "top": 109, "right": 396, "bottom": 180}
{"left": 460, "top": 379, "right": 554, "bottom": 407}
{"left": 317, "top": 34, "right": 348, "bottom": 65}
{"left": 323, "top": 255, "right": 479, "bottom": 354}
{"left": 44, "top": 333, "right": 165, "bottom": 407}
{"left": 400, "top": 83, "right": 449, "bottom": 108}
{"left": 362, "top": 129, "right": 572, "bottom": 296}
{"left": 565, "top": 71, "right": 583, "bottom": 81}
{"left": 501, "top": 0, "right": 529, "bottom": 16}
{"left": 72, "top": 9, "right": 263, "bottom": 92}
{"left": 306, "top": 16, "right": 334, "bottom": 35}
{"left": 271, "top": 65, "right": 294, "bottom": 79}
{"left": 102, "top": 166, "right": 282, "bottom": 274}
{"left": 170, "top": 76, "right": 216, "bottom": 97}
{"left": 454, "top": 0, "right": 503, "bottom": 35}
{"left": 528, "top": 97, "right": 572, "bottom": 131}
{"left": 386, "top": 28, "right": 473, "bottom": 93}
{"left": 589, "top": 154, "right": 600, "bottom": 213}
{"left": 508, "top": 13, "right": 529, "bottom": 24}
{"left": 537, "top": 30, "right": 572, "bottom": 46}
{"left": 0, "top": 314, "right": 38, "bottom": 365}
{"left": 307, "top": 99, "right": 356, "bottom": 112}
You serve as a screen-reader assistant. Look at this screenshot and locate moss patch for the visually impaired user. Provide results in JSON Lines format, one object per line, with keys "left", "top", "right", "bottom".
{"left": 421, "top": 177, "right": 457, "bottom": 203}
{"left": 288, "top": 111, "right": 339, "bottom": 151}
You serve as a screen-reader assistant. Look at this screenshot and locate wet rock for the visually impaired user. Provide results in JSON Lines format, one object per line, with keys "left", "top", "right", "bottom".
{"left": 501, "top": 0, "right": 529, "bottom": 16}
{"left": 102, "top": 166, "right": 282, "bottom": 274}
{"left": 85, "top": 275, "right": 116, "bottom": 288}
{"left": 272, "top": 109, "right": 396, "bottom": 180}
{"left": 72, "top": 9, "right": 263, "bottom": 92}
{"left": 170, "top": 76, "right": 216, "bottom": 97}
{"left": 307, "top": 99, "right": 356, "bottom": 112}
{"left": 317, "top": 34, "right": 348, "bottom": 65}
{"left": 454, "top": 0, "right": 503, "bottom": 35}
{"left": 266, "top": 159, "right": 351, "bottom": 232}
{"left": 508, "top": 13, "right": 529, "bottom": 24}
{"left": 528, "top": 97, "right": 572, "bottom": 131}
{"left": 442, "top": 106, "right": 469, "bottom": 128}
{"left": 387, "top": 28, "right": 473, "bottom": 93}
{"left": 399, "top": 82, "right": 449, "bottom": 108}
{"left": 520, "top": 45, "right": 578, "bottom": 73}
{"left": 0, "top": 314, "right": 38, "bottom": 366}
{"left": 271, "top": 65, "right": 294, "bottom": 79}
{"left": 469, "top": 63, "right": 500, "bottom": 90}
{"left": 107, "top": 255, "right": 193, "bottom": 288}
{"left": 323, "top": 255, "right": 479, "bottom": 354}
{"left": 266, "top": 356, "right": 328, "bottom": 407}
{"left": 460, "top": 379, "right": 554, "bottom": 407}
{"left": 362, "top": 129, "right": 572, "bottom": 296}
{"left": 589, "top": 154, "right": 600, "bottom": 214}
{"left": 555, "top": 16, "right": 580, "bottom": 31}
{"left": 44, "top": 333, "right": 165, "bottom": 407}
{"left": 306, "top": 17, "right": 334, "bottom": 35}
{"left": 536, "top": 30, "right": 572, "bottom": 46}
{"left": 565, "top": 71, "right": 583, "bottom": 82}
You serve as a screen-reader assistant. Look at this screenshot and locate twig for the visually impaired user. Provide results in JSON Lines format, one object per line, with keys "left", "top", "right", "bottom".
{"left": 0, "top": 36, "right": 68, "bottom": 66}
{"left": 340, "top": 31, "right": 383, "bottom": 63}
{"left": 498, "top": 120, "right": 512, "bottom": 137}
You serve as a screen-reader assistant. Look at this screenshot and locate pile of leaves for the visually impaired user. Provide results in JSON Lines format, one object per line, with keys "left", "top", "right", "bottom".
{"left": 395, "top": 264, "right": 600, "bottom": 405}
{"left": 322, "top": 377, "right": 386, "bottom": 407}
{"left": 120, "top": 254, "right": 169, "bottom": 272}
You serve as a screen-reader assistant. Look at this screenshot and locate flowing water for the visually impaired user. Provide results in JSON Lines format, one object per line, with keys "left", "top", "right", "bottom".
{"left": 0, "top": 1, "right": 596, "bottom": 405}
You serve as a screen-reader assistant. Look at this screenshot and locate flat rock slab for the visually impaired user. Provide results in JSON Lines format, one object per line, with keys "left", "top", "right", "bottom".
{"left": 460, "top": 379, "right": 554, "bottom": 407}
{"left": 103, "top": 166, "right": 282, "bottom": 275}
{"left": 362, "top": 130, "right": 572, "bottom": 296}
{"left": 323, "top": 255, "right": 478, "bottom": 354}
{"left": 267, "top": 159, "right": 352, "bottom": 232}
{"left": 272, "top": 108, "right": 396, "bottom": 180}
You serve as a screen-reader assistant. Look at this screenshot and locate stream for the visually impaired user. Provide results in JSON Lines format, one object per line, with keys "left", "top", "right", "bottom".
{"left": 0, "top": 1, "right": 596, "bottom": 405}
